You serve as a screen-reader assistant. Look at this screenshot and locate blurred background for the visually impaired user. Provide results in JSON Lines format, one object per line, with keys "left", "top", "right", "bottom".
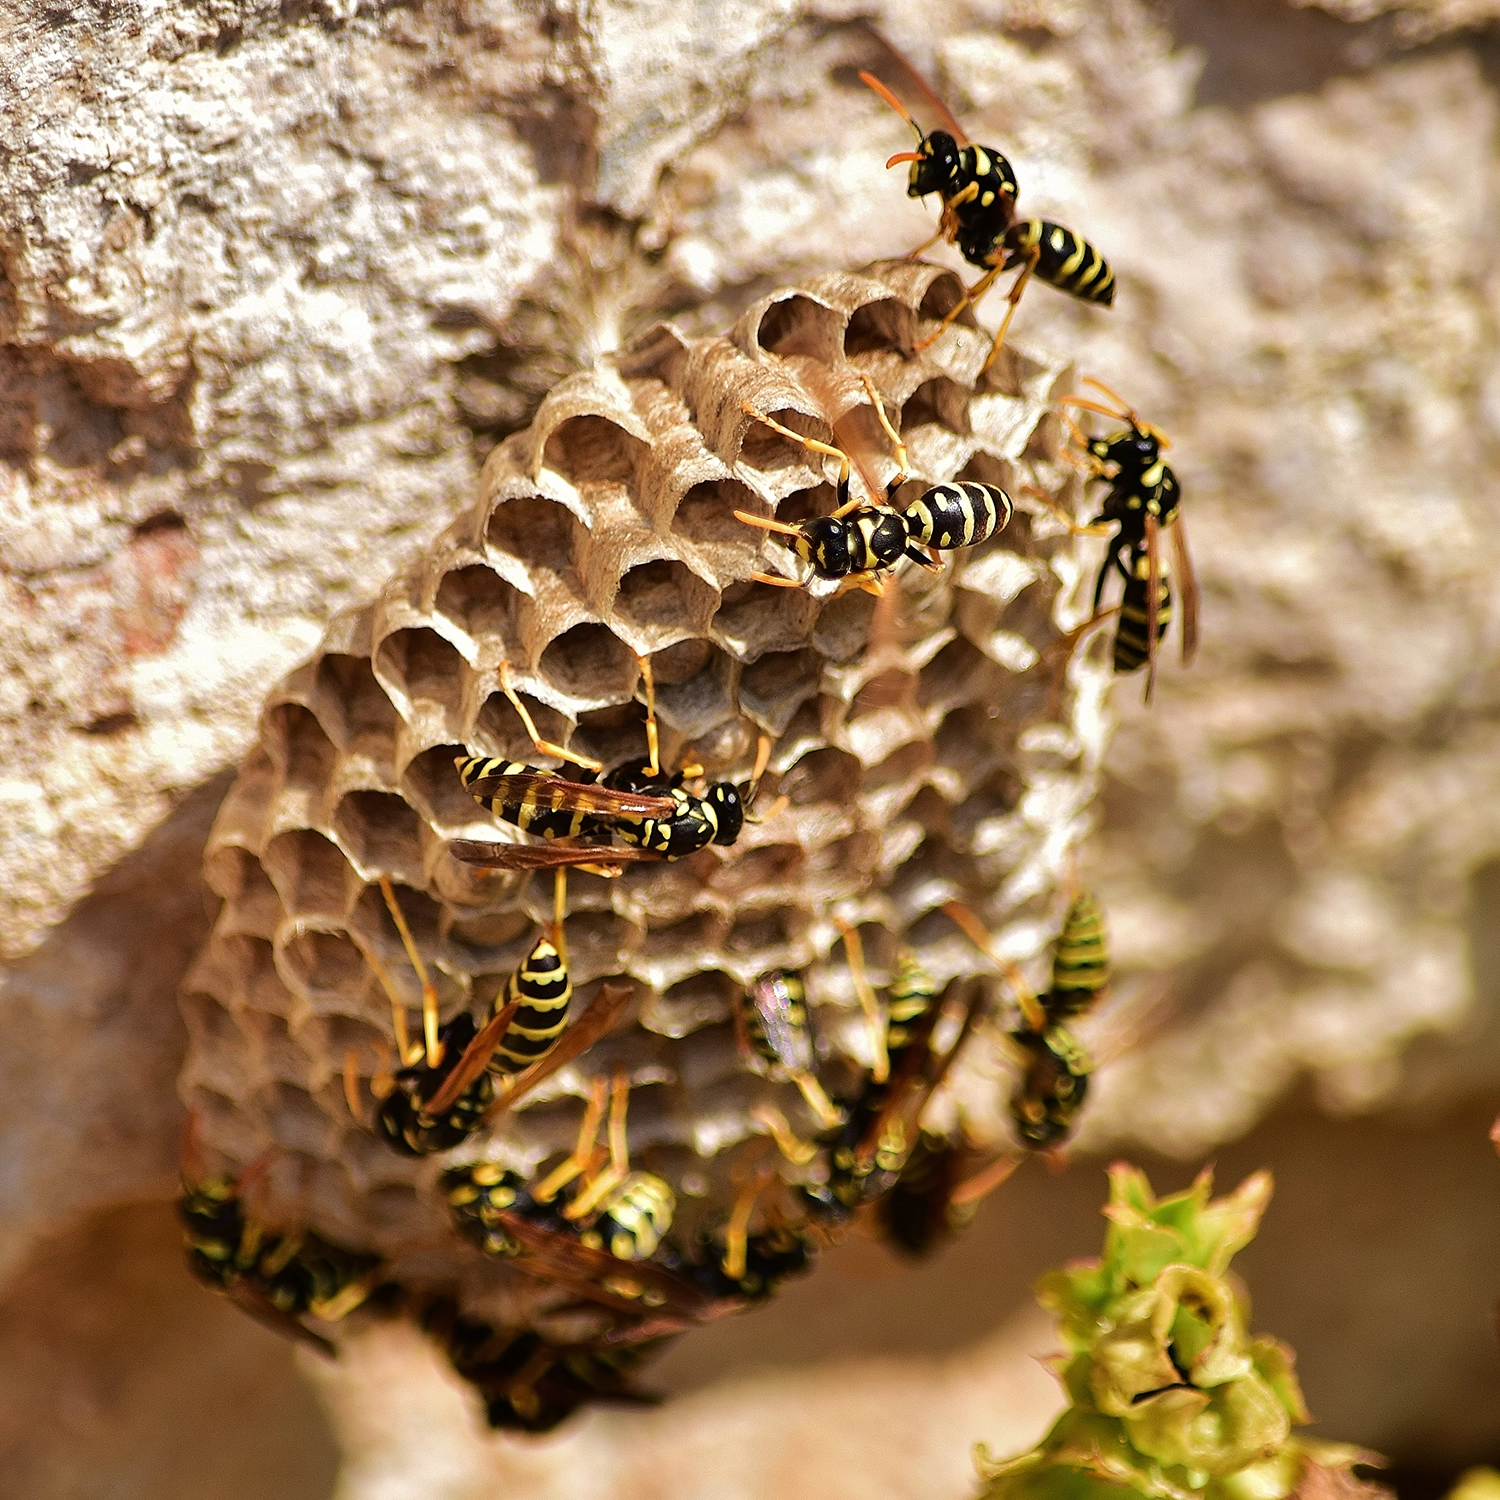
{"left": 1, "top": 0, "right": 1498, "bottom": 1495}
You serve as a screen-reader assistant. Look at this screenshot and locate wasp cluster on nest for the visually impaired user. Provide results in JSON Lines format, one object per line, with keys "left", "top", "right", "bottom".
{"left": 178, "top": 259, "right": 1115, "bottom": 1430}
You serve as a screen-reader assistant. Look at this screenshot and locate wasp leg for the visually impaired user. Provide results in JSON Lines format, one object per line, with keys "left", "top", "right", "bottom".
{"left": 949, "top": 1152, "right": 1023, "bottom": 1208}
{"left": 904, "top": 227, "right": 947, "bottom": 261}
{"left": 856, "top": 372, "right": 911, "bottom": 501}
{"left": 309, "top": 1266, "right": 384, "bottom": 1323}
{"left": 342, "top": 1050, "right": 365, "bottom": 1123}
{"left": 531, "top": 1075, "right": 610, "bottom": 1204}
{"left": 1020, "top": 483, "right": 1113, "bottom": 539}
{"left": 721, "top": 1171, "right": 773, "bottom": 1283}
{"left": 912, "top": 263, "right": 1003, "bottom": 355}
{"left": 379, "top": 875, "right": 443, "bottom": 1069}
{"left": 836, "top": 918, "right": 889, "bottom": 1084}
{"left": 369, "top": 1042, "right": 397, "bottom": 1101}
{"left": 942, "top": 901, "right": 1047, "bottom": 1031}
{"left": 740, "top": 401, "right": 855, "bottom": 514}
{"left": 977, "top": 248, "right": 1041, "bottom": 374}
{"left": 634, "top": 654, "right": 661, "bottom": 778}
{"left": 563, "top": 1070, "right": 633, "bottom": 1220}
{"left": 499, "top": 661, "right": 602, "bottom": 773}
{"left": 790, "top": 1072, "right": 843, "bottom": 1131}
{"left": 360, "top": 907, "right": 421, "bottom": 1067}
{"left": 750, "top": 1102, "right": 817, "bottom": 1165}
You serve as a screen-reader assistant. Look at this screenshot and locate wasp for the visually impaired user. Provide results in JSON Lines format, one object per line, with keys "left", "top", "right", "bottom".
{"left": 736, "top": 372, "right": 1011, "bottom": 594}
{"left": 736, "top": 970, "right": 843, "bottom": 1131}
{"left": 861, "top": 65, "right": 1114, "bottom": 373}
{"left": 179, "top": 1125, "right": 386, "bottom": 1355}
{"left": 351, "top": 871, "right": 632, "bottom": 1155}
{"left": 449, "top": 655, "right": 772, "bottom": 875}
{"left": 447, "top": 1073, "right": 678, "bottom": 1270}
{"left": 791, "top": 942, "right": 985, "bottom": 1227}
{"left": 1055, "top": 378, "right": 1199, "bottom": 702}
{"left": 945, "top": 888, "right": 1113, "bottom": 1152}
{"left": 423, "top": 1299, "right": 669, "bottom": 1432}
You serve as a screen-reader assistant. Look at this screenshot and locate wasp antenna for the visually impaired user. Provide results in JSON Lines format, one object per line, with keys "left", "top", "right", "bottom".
{"left": 734, "top": 509, "right": 805, "bottom": 540}
{"left": 863, "top": 31, "right": 969, "bottom": 143}
{"left": 859, "top": 70, "right": 926, "bottom": 142}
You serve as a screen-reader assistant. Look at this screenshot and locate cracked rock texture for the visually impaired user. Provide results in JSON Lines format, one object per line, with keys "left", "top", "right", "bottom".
{"left": 3, "top": 0, "right": 1500, "bottom": 1493}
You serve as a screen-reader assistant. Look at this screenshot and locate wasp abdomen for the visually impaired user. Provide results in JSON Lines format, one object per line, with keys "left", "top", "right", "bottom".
{"left": 904, "top": 481, "right": 1012, "bottom": 551}
{"left": 1001, "top": 220, "right": 1116, "bottom": 308}
{"left": 489, "top": 935, "right": 572, "bottom": 1074}
{"left": 1113, "top": 550, "right": 1172, "bottom": 675}
{"left": 457, "top": 757, "right": 600, "bottom": 841}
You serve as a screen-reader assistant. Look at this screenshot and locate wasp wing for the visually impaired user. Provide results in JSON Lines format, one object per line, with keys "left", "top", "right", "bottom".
{"left": 422, "top": 994, "right": 524, "bottom": 1117}
{"left": 493, "top": 1212, "right": 727, "bottom": 1324}
{"left": 449, "top": 841, "right": 664, "bottom": 871}
{"left": 463, "top": 773, "right": 677, "bottom": 821}
{"left": 481, "top": 981, "right": 635, "bottom": 1124}
{"left": 1170, "top": 514, "right": 1199, "bottom": 666}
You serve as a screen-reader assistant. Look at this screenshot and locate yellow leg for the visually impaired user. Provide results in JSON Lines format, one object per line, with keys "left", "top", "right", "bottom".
{"left": 750, "top": 570, "right": 807, "bottom": 589}
{"left": 721, "top": 1171, "right": 771, "bottom": 1282}
{"left": 857, "top": 373, "right": 909, "bottom": 493}
{"left": 791, "top": 1071, "right": 843, "bottom": 1130}
{"left": 979, "top": 253, "right": 1038, "bottom": 375}
{"left": 563, "top": 1069, "right": 632, "bottom": 1220}
{"left": 950, "top": 1152, "right": 1022, "bottom": 1208}
{"left": 912, "top": 264, "right": 1002, "bottom": 355}
{"left": 379, "top": 875, "right": 443, "bottom": 1069}
{"left": 838, "top": 919, "right": 889, "bottom": 1084}
{"left": 905, "top": 227, "right": 946, "bottom": 262}
{"left": 532, "top": 1075, "right": 609, "bottom": 1204}
{"left": 635, "top": 653, "right": 661, "bottom": 776}
{"left": 1020, "top": 483, "right": 1112, "bottom": 537}
{"left": 552, "top": 868, "right": 568, "bottom": 960}
{"left": 500, "top": 661, "right": 602, "bottom": 773}
{"left": 750, "top": 1102, "right": 817, "bottom": 1165}
{"left": 342, "top": 1051, "right": 363, "bottom": 1122}
{"left": 740, "top": 401, "right": 855, "bottom": 513}
{"left": 942, "top": 901, "right": 1047, "bottom": 1031}
{"left": 361, "top": 908, "right": 421, "bottom": 1067}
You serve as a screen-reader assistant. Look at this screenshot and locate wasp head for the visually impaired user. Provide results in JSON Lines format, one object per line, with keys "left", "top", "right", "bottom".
{"left": 705, "top": 782, "right": 745, "bottom": 846}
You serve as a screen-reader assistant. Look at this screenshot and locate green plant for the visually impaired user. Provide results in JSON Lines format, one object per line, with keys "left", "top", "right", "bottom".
{"left": 976, "top": 1166, "right": 1380, "bottom": 1500}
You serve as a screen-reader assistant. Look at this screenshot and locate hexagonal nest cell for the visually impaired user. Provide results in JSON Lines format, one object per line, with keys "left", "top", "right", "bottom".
{"left": 179, "top": 262, "right": 1117, "bottom": 1387}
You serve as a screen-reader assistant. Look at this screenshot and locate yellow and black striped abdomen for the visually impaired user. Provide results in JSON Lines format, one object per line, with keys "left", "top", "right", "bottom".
{"left": 580, "top": 1172, "right": 676, "bottom": 1261}
{"left": 488, "top": 935, "right": 572, "bottom": 1074}
{"left": 904, "top": 481, "right": 1012, "bottom": 552}
{"left": 1003, "top": 220, "right": 1115, "bottom": 308}
{"left": 885, "top": 950, "right": 937, "bottom": 1065}
{"left": 456, "top": 757, "right": 596, "bottom": 841}
{"left": 1113, "top": 550, "right": 1171, "bottom": 674}
{"left": 1047, "top": 892, "right": 1110, "bottom": 1016}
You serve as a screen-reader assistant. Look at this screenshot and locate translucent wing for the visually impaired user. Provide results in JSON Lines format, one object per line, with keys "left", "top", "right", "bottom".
{"left": 449, "top": 841, "right": 665, "bottom": 871}
{"left": 463, "top": 773, "right": 677, "bottom": 821}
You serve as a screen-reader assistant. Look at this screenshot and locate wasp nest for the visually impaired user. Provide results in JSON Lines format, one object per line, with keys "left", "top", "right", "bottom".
{"left": 179, "top": 259, "right": 1113, "bottom": 1345}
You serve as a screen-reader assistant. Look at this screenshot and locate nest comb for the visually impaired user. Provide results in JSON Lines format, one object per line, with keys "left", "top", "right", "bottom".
{"left": 178, "top": 260, "right": 1115, "bottom": 1341}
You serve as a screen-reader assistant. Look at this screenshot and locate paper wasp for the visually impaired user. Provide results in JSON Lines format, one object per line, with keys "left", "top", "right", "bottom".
{"left": 446, "top": 1075, "right": 808, "bottom": 1334}
{"left": 449, "top": 654, "right": 772, "bottom": 875}
{"left": 178, "top": 1122, "right": 387, "bottom": 1356}
{"left": 350, "top": 869, "right": 632, "bottom": 1155}
{"left": 422, "top": 1298, "right": 669, "bottom": 1432}
{"left": 1056, "top": 378, "right": 1199, "bottom": 703}
{"left": 861, "top": 62, "right": 1114, "bottom": 372}
{"left": 736, "top": 372, "right": 1011, "bottom": 595}
{"left": 945, "top": 888, "right": 1113, "bottom": 1151}
{"left": 791, "top": 940, "right": 986, "bottom": 1227}
{"left": 736, "top": 970, "right": 842, "bottom": 1131}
